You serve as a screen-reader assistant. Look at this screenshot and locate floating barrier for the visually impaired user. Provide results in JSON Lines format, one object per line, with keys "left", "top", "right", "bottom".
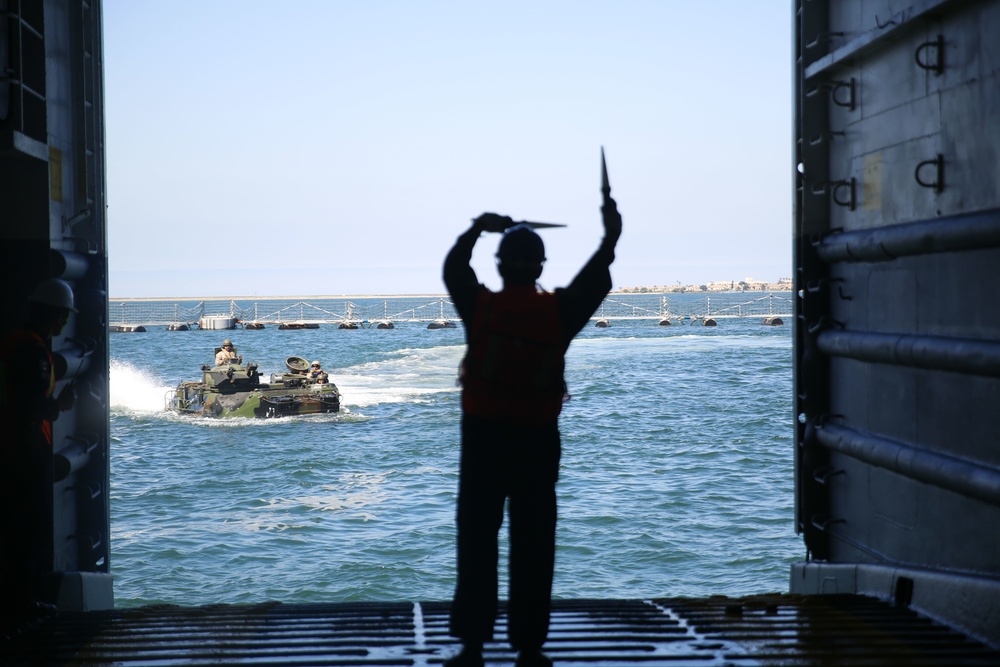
{"left": 108, "top": 293, "right": 793, "bottom": 330}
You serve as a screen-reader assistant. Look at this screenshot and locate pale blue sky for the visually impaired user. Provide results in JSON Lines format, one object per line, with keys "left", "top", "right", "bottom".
{"left": 103, "top": 2, "right": 792, "bottom": 297}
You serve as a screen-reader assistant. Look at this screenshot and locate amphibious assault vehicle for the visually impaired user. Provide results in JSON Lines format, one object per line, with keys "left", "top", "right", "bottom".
{"left": 166, "top": 355, "right": 341, "bottom": 418}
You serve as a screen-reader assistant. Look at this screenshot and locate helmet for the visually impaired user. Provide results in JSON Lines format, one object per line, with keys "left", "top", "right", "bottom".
{"left": 496, "top": 224, "right": 545, "bottom": 265}
{"left": 29, "top": 278, "right": 77, "bottom": 312}
{"left": 222, "top": 339, "right": 233, "bottom": 346}
{"left": 311, "top": 360, "right": 321, "bottom": 367}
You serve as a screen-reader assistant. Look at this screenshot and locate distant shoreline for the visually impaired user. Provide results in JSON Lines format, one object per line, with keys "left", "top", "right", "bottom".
{"left": 108, "top": 294, "right": 452, "bottom": 302}
{"left": 109, "top": 288, "right": 794, "bottom": 301}
{"left": 616, "top": 282, "right": 793, "bottom": 295}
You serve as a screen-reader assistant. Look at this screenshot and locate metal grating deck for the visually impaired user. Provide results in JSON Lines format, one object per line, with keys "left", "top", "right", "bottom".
{"left": 3, "top": 594, "right": 998, "bottom": 666}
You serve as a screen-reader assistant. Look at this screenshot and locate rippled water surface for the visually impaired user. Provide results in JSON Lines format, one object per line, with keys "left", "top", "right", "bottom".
{"left": 110, "top": 295, "right": 798, "bottom": 607}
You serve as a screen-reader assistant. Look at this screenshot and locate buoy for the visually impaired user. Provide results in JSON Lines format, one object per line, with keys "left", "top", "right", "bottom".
{"left": 167, "top": 323, "right": 189, "bottom": 331}
{"left": 198, "top": 315, "right": 237, "bottom": 330}
{"left": 338, "top": 322, "right": 359, "bottom": 330}
{"left": 763, "top": 316, "right": 784, "bottom": 326}
{"left": 428, "top": 320, "right": 456, "bottom": 330}
{"left": 376, "top": 321, "right": 394, "bottom": 329}
{"left": 658, "top": 318, "right": 671, "bottom": 326}
{"left": 703, "top": 318, "right": 717, "bottom": 327}
{"left": 243, "top": 322, "right": 265, "bottom": 330}
{"left": 595, "top": 319, "right": 610, "bottom": 328}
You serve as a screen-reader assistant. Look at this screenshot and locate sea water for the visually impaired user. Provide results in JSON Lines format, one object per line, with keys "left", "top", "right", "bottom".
{"left": 109, "top": 296, "right": 798, "bottom": 607}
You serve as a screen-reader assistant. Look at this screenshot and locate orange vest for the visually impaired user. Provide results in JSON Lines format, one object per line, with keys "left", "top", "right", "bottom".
{"left": 461, "top": 287, "right": 567, "bottom": 425}
{"left": 0, "top": 328, "right": 55, "bottom": 445}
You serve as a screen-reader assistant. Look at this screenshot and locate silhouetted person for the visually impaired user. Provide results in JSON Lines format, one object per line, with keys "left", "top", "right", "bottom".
{"left": 0, "top": 279, "right": 77, "bottom": 623}
{"left": 443, "top": 191, "right": 621, "bottom": 666}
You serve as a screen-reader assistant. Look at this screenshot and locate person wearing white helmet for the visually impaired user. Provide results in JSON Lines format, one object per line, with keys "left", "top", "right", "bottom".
{"left": 1, "top": 278, "right": 78, "bottom": 441}
{"left": 214, "top": 339, "right": 242, "bottom": 366}
{"left": 306, "top": 360, "right": 329, "bottom": 384}
{"left": 442, "top": 182, "right": 622, "bottom": 666}
{"left": 0, "top": 278, "right": 78, "bottom": 616}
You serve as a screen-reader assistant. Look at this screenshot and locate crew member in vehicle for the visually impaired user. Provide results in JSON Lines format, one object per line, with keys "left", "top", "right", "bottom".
{"left": 215, "top": 339, "right": 242, "bottom": 366}
{"left": 0, "top": 279, "right": 78, "bottom": 619}
{"left": 442, "top": 197, "right": 621, "bottom": 667}
{"left": 307, "top": 360, "right": 329, "bottom": 384}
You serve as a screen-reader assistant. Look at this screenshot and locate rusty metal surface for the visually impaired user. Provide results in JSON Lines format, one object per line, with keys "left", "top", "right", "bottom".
{"left": 3, "top": 594, "right": 998, "bottom": 665}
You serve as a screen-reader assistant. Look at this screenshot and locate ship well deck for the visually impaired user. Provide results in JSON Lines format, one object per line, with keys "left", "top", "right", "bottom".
{"left": 4, "top": 593, "right": 999, "bottom": 666}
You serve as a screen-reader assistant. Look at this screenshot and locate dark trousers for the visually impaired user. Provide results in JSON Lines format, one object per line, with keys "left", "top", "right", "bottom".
{"left": 450, "top": 413, "right": 561, "bottom": 650}
{"left": 1, "top": 427, "right": 53, "bottom": 616}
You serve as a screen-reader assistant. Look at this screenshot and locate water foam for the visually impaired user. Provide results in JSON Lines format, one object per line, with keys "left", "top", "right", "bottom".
{"left": 111, "top": 360, "right": 174, "bottom": 414}
{"left": 335, "top": 345, "right": 462, "bottom": 408}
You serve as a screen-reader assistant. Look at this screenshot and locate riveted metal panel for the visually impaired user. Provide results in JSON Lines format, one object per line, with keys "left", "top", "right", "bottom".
{"left": 794, "top": 0, "right": 1000, "bottom": 649}
{"left": 0, "top": 0, "right": 112, "bottom": 611}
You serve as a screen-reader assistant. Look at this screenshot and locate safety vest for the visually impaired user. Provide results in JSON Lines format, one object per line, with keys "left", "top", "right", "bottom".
{"left": 461, "top": 286, "right": 568, "bottom": 425}
{"left": 0, "top": 327, "right": 56, "bottom": 446}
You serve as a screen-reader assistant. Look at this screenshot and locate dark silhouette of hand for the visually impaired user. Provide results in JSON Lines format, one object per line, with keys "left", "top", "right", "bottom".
{"left": 473, "top": 213, "right": 514, "bottom": 233}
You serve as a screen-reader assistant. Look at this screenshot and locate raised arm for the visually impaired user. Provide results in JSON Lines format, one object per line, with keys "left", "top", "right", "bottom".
{"left": 443, "top": 213, "right": 512, "bottom": 320}
{"left": 559, "top": 150, "right": 623, "bottom": 336}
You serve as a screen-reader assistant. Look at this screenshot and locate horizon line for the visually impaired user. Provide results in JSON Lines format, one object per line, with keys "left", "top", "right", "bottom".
{"left": 108, "top": 287, "right": 794, "bottom": 302}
